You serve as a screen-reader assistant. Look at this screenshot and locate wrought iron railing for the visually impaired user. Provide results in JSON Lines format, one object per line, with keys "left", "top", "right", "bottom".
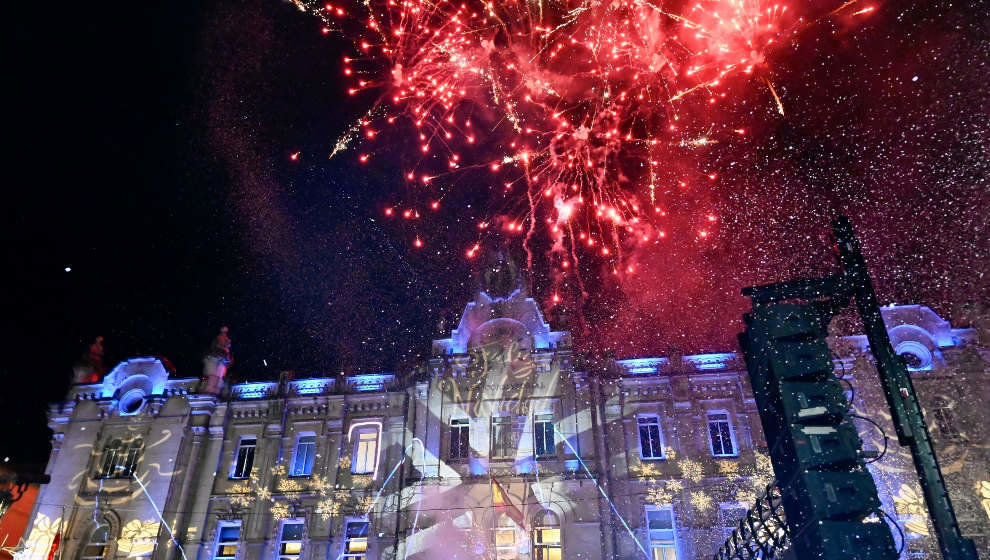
{"left": 714, "top": 482, "right": 791, "bottom": 560}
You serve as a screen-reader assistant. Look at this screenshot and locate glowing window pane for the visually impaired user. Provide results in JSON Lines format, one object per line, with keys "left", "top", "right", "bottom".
{"left": 213, "top": 523, "right": 240, "bottom": 560}
{"left": 647, "top": 507, "right": 678, "bottom": 560}
{"left": 278, "top": 520, "right": 304, "bottom": 560}
{"left": 291, "top": 435, "right": 316, "bottom": 476}
{"left": 344, "top": 521, "right": 370, "bottom": 560}
{"left": 532, "top": 512, "right": 561, "bottom": 560}
{"left": 353, "top": 429, "right": 379, "bottom": 474}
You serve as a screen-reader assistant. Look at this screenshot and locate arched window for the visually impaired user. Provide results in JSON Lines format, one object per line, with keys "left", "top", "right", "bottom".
{"left": 80, "top": 524, "right": 110, "bottom": 560}
{"left": 531, "top": 511, "right": 561, "bottom": 560}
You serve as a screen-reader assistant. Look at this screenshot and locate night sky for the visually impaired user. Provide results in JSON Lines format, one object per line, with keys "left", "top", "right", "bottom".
{"left": 3, "top": 0, "right": 987, "bottom": 468}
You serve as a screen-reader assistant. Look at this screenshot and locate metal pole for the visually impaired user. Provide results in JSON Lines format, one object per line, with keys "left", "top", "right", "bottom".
{"left": 831, "top": 216, "right": 977, "bottom": 560}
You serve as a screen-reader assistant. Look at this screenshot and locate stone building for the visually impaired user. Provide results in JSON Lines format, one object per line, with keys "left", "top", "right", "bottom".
{"left": 18, "top": 275, "right": 990, "bottom": 560}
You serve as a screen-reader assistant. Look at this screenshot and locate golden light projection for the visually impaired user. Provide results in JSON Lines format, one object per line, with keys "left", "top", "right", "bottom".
{"left": 678, "top": 459, "right": 704, "bottom": 484}
{"left": 631, "top": 462, "right": 661, "bottom": 479}
{"left": 690, "top": 491, "right": 713, "bottom": 512}
{"left": 16, "top": 513, "right": 61, "bottom": 560}
{"left": 718, "top": 460, "right": 740, "bottom": 478}
{"left": 270, "top": 502, "right": 291, "bottom": 521}
{"left": 227, "top": 470, "right": 260, "bottom": 508}
{"left": 646, "top": 486, "right": 672, "bottom": 506}
{"left": 892, "top": 483, "right": 930, "bottom": 536}
{"left": 978, "top": 481, "right": 990, "bottom": 521}
{"left": 459, "top": 339, "right": 540, "bottom": 417}
{"left": 317, "top": 498, "right": 339, "bottom": 521}
{"left": 117, "top": 520, "right": 162, "bottom": 557}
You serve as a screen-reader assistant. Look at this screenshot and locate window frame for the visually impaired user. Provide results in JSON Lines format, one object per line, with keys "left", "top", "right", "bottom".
{"left": 342, "top": 520, "right": 370, "bottom": 560}
{"left": 80, "top": 524, "right": 111, "bottom": 560}
{"left": 719, "top": 502, "right": 748, "bottom": 542}
{"left": 230, "top": 436, "right": 257, "bottom": 479}
{"left": 213, "top": 521, "right": 241, "bottom": 560}
{"left": 531, "top": 510, "right": 561, "bottom": 560}
{"left": 637, "top": 414, "right": 666, "bottom": 460}
{"left": 490, "top": 415, "right": 517, "bottom": 459}
{"left": 494, "top": 514, "right": 518, "bottom": 560}
{"left": 706, "top": 410, "right": 738, "bottom": 458}
{"left": 97, "top": 437, "right": 143, "bottom": 479}
{"left": 645, "top": 505, "right": 678, "bottom": 560}
{"left": 533, "top": 413, "right": 556, "bottom": 458}
{"left": 290, "top": 433, "right": 317, "bottom": 477}
{"left": 98, "top": 439, "right": 122, "bottom": 479}
{"left": 449, "top": 417, "right": 471, "bottom": 461}
{"left": 276, "top": 519, "right": 305, "bottom": 560}
{"left": 351, "top": 426, "right": 379, "bottom": 475}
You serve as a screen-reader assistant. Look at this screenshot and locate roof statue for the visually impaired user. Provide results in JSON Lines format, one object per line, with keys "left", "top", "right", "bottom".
{"left": 71, "top": 336, "right": 105, "bottom": 384}
{"left": 202, "top": 326, "right": 232, "bottom": 394}
{"left": 481, "top": 250, "right": 523, "bottom": 300}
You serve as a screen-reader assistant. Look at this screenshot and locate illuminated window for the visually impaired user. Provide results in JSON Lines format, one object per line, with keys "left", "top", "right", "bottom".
{"left": 646, "top": 506, "right": 678, "bottom": 560}
{"left": 231, "top": 437, "right": 256, "bottom": 479}
{"left": 720, "top": 503, "right": 747, "bottom": 541}
{"left": 352, "top": 428, "right": 378, "bottom": 475}
{"left": 534, "top": 414, "right": 555, "bottom": 458}
{"left": 213, "top": 523, "right": 240, "bottom": 560}
{"left": 449, "top": 418, "right": 471, "bottom": 460}
{"left": 531, "top": 510, "right": 561, "bottom": 560}
{"left": 290, "top": 434, "right": 316, "bottom": 476}
{"left": 278, "top": 520, "right": 304, "bottom": 560}
{"left": 707, "top": 412, "right": 737, "bottom": 457}
{"left": 98, "top": 438, "right": 143, "bottom": 479}
{"left": 80, "top": 524, "right": 110, "bottom": 560}
{"left": 638, "top": 415, "right": 665, "bottom": 460}
{"left": 494, "top": 514, "right": 518, "bottom": 560}
{"left": 491, "top": 416, "right": 518, "bottom": 459}
{"left": 343, "top": 521, "right": 369, "bottom": 560}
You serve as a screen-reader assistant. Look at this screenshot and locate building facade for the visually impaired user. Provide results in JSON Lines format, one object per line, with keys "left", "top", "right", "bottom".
{"left": 18, "top": 276, "right": 990, "bottom": 560}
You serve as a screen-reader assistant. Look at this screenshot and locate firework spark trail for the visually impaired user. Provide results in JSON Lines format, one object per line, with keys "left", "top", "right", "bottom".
{"left": 290, "top": 0, "right": 874, "bottom": 303}
{"left": 763, "top": 75, "right": 785, "bottom": 116}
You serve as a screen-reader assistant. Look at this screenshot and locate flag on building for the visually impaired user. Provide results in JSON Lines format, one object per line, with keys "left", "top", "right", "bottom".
{"left": 46, "top": 532, "right": 60, "bottom": 560}
{"left": 491, "top": 475, "right": 526, "bottom": 529}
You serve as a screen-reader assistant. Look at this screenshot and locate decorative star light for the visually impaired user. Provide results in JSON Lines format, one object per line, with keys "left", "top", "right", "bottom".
{"left": 690, "top": 491, "right": 713, "bottom": 512}
{"left": 679, "top": 459, "right": 704, "bottom": 483}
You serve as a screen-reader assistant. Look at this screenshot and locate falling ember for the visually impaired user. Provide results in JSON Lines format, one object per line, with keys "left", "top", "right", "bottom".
{"left": 289, "top": 151, "right": 300, "bottom": 161}
{"left": 763, "top": 76, "right": 786, "bottom": 116}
